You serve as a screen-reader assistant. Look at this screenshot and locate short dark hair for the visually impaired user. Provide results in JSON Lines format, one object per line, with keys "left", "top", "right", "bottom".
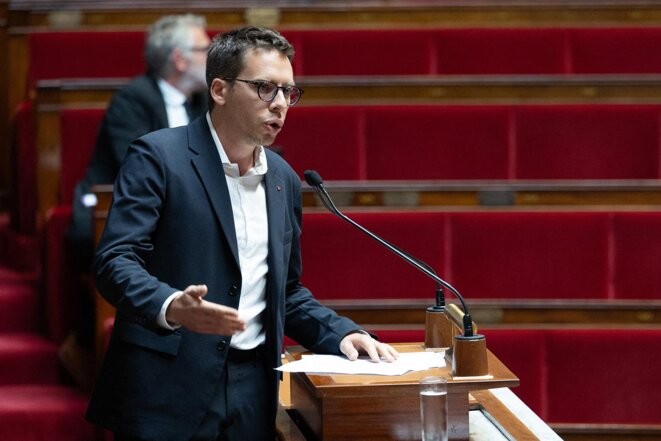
{"left": 206, "top": 26, "right": 294, "bottom": 106}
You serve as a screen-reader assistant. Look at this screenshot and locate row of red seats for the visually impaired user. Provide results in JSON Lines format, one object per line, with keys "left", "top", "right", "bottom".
{"left": 279, "top": 103, "right": 661, "bottom": 181}
{"left": 35, "top": 103, "right": 661, "bottom": 342}
{"left": 55, "top": 103, "right": 661, "bottom": 202}
{"left": 374, "top": 327, "right": 661, "bottom": 427}
{"left": 16, "top": 101, "right": 661, "bottom": 238}
{"left": 25, "top": 26, "right": 661, "bottom": 88}
{"left": 300, "top": 210, "right": 661, "bottom": 302}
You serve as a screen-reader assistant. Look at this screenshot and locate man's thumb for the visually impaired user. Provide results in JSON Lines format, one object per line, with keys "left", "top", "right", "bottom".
{"left": 184, "top": 284, "right": 208, "bottom": 299}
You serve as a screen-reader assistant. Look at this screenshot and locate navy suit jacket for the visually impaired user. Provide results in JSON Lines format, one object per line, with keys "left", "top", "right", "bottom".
{"left": 86, "top": 116, "right": 358, "bottom": 440}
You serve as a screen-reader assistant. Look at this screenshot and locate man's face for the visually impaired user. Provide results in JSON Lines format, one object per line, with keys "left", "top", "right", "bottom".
{"left": 224, "top": 48, "right": 295, "bottom": 148}
{"left": 183, "top": 26, "right": 211, "bottom": 92}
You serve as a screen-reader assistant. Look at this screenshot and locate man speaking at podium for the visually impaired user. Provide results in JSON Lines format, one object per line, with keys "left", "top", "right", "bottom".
{"left": 86, "top": 26, "right": 398, "bottom": 441}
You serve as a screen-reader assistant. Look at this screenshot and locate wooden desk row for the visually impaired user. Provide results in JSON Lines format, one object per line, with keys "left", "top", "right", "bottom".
{"left": 35, "top": 74, "right": 661, "bottom": 108}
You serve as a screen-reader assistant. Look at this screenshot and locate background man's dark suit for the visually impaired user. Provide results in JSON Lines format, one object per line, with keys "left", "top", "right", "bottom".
{"left": 67, "top": 74, "right": 206, "bottom": 269}
{"left": 86, "top": 116, "right": 359, "bottom": 441}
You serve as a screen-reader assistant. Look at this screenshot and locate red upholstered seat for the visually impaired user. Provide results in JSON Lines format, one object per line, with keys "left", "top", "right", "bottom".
{"left": 514, "top": 104, "right": 661, "bottom": 179}
{"left": 435, "top": 28, "right": 569, "bottom": 75}
{"left": 300, "top": 211, "right": 447, "bottom": 300}
{"left": 545, "top": 328, "right": 661, "bottom": 424}
{"left": 0, "top": 284, "right": 39, "bottom": 333}
{"left": 274, "top": 105, "right": 365, "bottom": 180}
{"left": 0, "top": 224, "right": 41, "bottom": 277}
{"left": 364, "top": 105, "right": 511, "bottom": 180}
{"left": 27, "top": 31, "right": 145, "bottom": 87}
{"left": 481, "top": 328, "right": 546, "bottom": 416}
{"left": 570, "top": 27, "right": 661, "bottom": 74}
{"left": 41, "top": 109, "right": 104, "bottom": 343}
{"left": 44, "top": 205, "right": 87, "bottom": 343}
{"left": 612, "top": 212, "right": 661, "bottom": 300}
{"left": 285, "top": 29, "right": 434, "bottom": 76}
{"left": 0, "top": 334, "right": 60, "bottom": 385}
{"left": 11, "top": 101, "right": 38, "bottom": 235}
{"left": 447, "top": 211, "right": 611, "bottom": 300}
{"left": 0, "top": 385, "right": 96, "bottom": 441}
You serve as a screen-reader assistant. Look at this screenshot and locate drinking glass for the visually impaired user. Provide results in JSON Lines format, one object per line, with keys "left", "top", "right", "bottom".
{"left": 419, "top": 376, "right": 448, "bottom": 441}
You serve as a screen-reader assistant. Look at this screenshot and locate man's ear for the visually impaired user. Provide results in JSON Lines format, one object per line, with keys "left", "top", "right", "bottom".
{"left": 210, "top": 78, "right": 227, "bottom": 106}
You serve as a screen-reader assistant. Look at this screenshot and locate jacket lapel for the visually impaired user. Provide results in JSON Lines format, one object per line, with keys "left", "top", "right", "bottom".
{"left": 187, "top": 118, "right": 240, "bottom": 267}
{"left": 264, "top": 160, "right": 286, "bottom": 271}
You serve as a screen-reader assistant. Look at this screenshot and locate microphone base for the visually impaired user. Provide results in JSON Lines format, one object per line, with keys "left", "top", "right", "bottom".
{"left": 451, "top": 334, "right": 489, "bottom": 377}
{"left": 424, "top": 306, "right": 454, "bottom": 349}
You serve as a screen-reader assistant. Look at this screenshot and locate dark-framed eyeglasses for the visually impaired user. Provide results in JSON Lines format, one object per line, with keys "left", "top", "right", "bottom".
{"left": 223, "top": 78, "right": 304, "bottom": 106}
{"left": 187, "top": 45, "right": 210, "bottom": 53}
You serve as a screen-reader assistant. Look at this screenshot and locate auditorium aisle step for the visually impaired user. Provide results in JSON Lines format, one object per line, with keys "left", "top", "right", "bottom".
{"left": 0, "top": 213, "right": 96, "bottom": 441}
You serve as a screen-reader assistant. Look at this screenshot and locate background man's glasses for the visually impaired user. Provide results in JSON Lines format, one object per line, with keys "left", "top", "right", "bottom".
{"left": 187, "top": 45, "right": 210, "bottom": 52}
{"left": 224, "top": 78, "right": 304, "bottom": 106}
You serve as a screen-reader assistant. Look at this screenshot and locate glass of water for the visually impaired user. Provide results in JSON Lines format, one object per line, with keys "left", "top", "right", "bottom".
{"left": 419, "top": 376, "right": 448, "bottom": 441}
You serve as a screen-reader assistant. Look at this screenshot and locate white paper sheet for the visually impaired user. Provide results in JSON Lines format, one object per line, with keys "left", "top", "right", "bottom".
{"left": 277, "top": 351, "right": 445, "bottom": 376}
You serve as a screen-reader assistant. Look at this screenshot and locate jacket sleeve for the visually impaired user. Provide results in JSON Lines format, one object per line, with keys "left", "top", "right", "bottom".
{"left": 92, "top": 136, "right": 177, "bottom": 326}
{"left": 282, "top": 170, "right": 361, "bottom": 354}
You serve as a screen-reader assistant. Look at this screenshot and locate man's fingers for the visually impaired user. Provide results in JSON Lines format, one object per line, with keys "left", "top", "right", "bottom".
{"left": 340, "top": 332, "right": 401, "bottom": 363}
{"left": 340, "top": 339, "right": 360, "bottom": 361}
{"left": 183, "top": 284, "right": 208, "bottom": 299}
{"left": 377, "top": 343, "right": 399, "bottom": 362}
{"left": 169, "top": 286, "right": 248, "bottom": 335}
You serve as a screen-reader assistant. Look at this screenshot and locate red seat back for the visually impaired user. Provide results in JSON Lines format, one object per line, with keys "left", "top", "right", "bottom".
{"left": 59, "top": 108, "right": 106, "bottom": 204}
{"left": 570, "top": 27, "right": 661, "bottom": 74}
{"left": 514, "top": 104, "right": 661, "bottom": 179}
{"left": 447, "top": 212, "right": 611, "bottom": 299}
{"left": 546, "top": 328, "right": 661, "bottom": 424}
{"left": 613, "top": 212, "right": 661, "bottom": 300}
{"left": 275, "top": 106, "right": 366, "bottom": 180}
{"left": 365, "top": 105, "right": 511, "bottom": 180}
{"left": 435, "top": 28, "right": 569, "bottom": 74}
{"left": 301, "top": 211, "right": 447, "bottom": 300}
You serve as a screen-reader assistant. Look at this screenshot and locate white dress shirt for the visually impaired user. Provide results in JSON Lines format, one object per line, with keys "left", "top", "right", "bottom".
{"left": 157, "top": 78, "right": 190, "bottom": 128}
{"left": 158, "top": 113, "right": 269, "bottom": 350}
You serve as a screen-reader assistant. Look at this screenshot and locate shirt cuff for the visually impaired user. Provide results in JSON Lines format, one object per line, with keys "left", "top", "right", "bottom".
{"left": 345, "top": 329, "right": 377, "bottom": 340}
{"left": 157, "top": 291, "right": 183, "bottom": 330}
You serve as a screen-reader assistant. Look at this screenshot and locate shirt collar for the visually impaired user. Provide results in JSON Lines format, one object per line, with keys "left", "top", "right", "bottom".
{"left": 157, "top": 78, "right": 188, "bottom": 106}
{"left": 205, "top": 113, "right": 268, "bottom": 177}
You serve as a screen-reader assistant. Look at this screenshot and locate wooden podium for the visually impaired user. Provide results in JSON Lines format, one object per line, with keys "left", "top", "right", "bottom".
{"left": 284, "top": 344, "right": 518, "bottom": 441}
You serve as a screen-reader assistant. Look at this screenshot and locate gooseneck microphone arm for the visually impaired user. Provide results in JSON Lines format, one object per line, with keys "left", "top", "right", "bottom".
{"left": 306, "top": 172, "right": 446, "bottom": 309}
{"left": 303, "top": 170, "right": 474, "bottom": 337}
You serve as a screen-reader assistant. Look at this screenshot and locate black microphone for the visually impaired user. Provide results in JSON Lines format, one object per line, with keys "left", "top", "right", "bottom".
{"left": 304, "top": 169, "right": 475, "bottom": 337}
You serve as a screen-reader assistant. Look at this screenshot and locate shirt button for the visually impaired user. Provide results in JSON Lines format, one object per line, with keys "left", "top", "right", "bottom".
{"left": 228, "top": 284, "right": 239, "bottom": 296}
{"left": 217, "top": 341, "right": 227, "bottom": 352}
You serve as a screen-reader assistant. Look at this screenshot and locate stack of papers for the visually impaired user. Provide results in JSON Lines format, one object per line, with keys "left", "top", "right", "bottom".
{"left": 277, "top": 351, "right": 445, "bottom": 376}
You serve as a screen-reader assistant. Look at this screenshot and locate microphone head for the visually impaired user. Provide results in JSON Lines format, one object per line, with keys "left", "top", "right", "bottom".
{"left": 304, "top": 170, "right": 324, "bottom": 187}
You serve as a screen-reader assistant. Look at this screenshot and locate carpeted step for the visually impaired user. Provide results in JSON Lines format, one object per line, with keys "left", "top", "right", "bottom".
{"left": 0, "top": 283, "right": 39, "bottom": 333}
{"left": 0, "top": 333, "right": 60, "bottom": 385}
{"left": 0, "top": 384, "right": 95, "bottom": 441}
